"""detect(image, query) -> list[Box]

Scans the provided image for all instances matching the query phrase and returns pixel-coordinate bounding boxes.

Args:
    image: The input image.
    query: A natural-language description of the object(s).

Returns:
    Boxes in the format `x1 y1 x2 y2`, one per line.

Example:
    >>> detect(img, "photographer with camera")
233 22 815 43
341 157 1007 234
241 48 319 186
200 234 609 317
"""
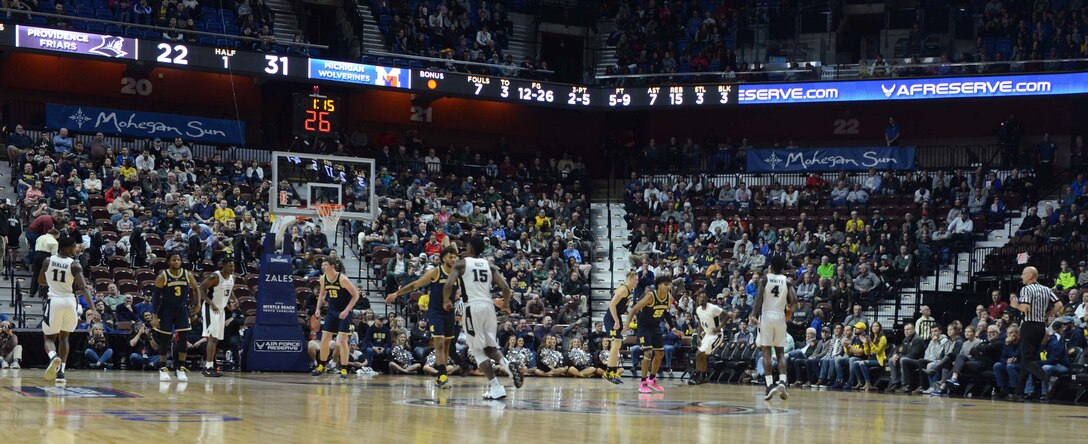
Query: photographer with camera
128 314 161 370
0 321 22 369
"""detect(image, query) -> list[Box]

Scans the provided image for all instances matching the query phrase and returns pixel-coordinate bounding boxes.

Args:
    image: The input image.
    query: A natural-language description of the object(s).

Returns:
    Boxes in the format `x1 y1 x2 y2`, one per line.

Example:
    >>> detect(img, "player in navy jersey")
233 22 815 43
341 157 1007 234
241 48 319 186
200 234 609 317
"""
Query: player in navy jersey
387 246 460 388
313 257 361 379
627 275 674 394
153 253 202 382
603 271 637 384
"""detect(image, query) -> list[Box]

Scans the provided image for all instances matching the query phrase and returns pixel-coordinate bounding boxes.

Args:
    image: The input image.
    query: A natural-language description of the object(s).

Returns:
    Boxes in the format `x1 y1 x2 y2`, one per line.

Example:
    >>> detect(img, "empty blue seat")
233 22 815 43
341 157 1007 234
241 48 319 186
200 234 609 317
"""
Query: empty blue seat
361 55 377 64
199 36 217 45
377 57 392 66
394 58 408 67
409 60 425 69
87 22 106 33
105 24 123 35
95 9 112 20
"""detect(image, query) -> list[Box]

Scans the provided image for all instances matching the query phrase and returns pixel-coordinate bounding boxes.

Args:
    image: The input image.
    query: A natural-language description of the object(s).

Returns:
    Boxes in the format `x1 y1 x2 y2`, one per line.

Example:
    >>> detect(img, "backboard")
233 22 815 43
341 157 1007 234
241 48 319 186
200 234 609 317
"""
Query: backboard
270 151 376 221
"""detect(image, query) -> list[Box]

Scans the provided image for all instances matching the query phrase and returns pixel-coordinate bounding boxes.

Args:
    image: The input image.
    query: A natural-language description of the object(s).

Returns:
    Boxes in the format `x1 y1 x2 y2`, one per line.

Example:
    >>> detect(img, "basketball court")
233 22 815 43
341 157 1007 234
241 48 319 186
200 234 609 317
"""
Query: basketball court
0 371 1081 443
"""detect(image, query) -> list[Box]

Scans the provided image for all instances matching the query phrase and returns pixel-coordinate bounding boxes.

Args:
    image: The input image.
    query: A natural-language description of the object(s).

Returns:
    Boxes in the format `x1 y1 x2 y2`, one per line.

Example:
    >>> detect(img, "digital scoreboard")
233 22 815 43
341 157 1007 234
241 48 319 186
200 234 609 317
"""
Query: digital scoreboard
292 92 341 136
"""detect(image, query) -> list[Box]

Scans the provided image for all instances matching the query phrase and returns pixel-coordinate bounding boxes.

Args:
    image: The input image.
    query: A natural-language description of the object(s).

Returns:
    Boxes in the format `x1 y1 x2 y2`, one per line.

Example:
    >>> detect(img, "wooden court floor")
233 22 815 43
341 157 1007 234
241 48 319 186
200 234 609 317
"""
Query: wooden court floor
0 369 1083 443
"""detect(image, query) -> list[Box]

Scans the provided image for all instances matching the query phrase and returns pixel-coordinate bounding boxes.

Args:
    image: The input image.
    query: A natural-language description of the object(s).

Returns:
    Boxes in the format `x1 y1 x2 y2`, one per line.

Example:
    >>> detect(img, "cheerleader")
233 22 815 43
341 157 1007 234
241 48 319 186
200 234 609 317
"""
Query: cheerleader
388 334 421 374
592 338 611 378
534 335 570 377
504 336 530 377
566 338 598 378
423 349 460 376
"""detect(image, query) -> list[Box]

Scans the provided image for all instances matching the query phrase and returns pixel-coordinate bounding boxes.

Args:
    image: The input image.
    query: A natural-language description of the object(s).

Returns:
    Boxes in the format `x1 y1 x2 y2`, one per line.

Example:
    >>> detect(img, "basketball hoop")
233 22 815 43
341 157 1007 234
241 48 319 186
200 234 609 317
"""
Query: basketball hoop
313 203 345 234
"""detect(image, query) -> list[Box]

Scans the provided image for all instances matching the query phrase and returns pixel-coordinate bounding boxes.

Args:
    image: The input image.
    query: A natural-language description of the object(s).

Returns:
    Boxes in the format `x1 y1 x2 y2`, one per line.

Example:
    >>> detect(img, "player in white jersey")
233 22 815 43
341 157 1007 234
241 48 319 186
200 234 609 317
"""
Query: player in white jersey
751 255 797 401
37 237 97 384
198 258 237 377
688 292 724 385
444 236 522 400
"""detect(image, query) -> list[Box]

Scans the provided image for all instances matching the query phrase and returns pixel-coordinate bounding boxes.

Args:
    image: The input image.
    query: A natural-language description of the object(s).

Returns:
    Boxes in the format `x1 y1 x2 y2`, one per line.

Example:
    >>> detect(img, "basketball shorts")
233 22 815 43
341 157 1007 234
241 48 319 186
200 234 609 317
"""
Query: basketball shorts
758 314 788 348
155 303 191 334
426 309 457 338
322 308 353 334
202 303 226 340
42 297 78 335
462 302 498 363
603 314 623 339
698 334 723 354
638 324 664 350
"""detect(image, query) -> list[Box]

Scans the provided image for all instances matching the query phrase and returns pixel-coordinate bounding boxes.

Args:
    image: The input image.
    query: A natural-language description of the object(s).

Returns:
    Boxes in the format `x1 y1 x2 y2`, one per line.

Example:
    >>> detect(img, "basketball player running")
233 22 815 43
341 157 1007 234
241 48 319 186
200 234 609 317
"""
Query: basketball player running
153 254 203 382
312 257 361 379
626 275 674 394
198 258 237 377
603 271 637 384
386 246 463 389
751 255 798 401
688 292 724 385
38 237 97 384
443 237 522 400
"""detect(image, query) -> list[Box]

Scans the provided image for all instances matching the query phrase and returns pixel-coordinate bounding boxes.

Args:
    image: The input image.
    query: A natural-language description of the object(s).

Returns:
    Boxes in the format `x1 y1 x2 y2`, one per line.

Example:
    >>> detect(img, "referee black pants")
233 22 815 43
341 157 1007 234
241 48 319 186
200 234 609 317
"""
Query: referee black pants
1016 321 1048 396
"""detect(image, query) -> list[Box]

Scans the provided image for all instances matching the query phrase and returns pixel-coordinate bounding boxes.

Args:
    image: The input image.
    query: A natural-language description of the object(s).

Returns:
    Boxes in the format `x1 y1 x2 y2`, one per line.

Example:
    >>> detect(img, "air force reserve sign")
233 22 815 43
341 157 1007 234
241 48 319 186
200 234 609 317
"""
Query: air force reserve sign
244 254 310 372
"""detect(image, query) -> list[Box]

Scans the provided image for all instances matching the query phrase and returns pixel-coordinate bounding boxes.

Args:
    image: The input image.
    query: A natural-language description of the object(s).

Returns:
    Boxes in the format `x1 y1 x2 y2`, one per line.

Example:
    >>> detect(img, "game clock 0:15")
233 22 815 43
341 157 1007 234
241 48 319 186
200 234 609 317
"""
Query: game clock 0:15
293 93 342 136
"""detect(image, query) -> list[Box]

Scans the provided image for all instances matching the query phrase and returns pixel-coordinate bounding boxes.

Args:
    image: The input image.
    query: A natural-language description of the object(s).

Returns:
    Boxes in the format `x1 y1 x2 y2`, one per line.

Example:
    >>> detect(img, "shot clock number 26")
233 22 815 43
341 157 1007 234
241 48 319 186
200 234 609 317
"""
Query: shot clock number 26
293 92 342 136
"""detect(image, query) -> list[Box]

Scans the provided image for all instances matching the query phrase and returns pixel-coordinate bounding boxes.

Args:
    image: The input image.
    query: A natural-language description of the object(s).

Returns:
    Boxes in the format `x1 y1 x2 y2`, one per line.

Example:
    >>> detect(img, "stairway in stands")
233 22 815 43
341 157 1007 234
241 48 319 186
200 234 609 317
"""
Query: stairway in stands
865 199 1054 329
588 180 628 322
261 0 304 42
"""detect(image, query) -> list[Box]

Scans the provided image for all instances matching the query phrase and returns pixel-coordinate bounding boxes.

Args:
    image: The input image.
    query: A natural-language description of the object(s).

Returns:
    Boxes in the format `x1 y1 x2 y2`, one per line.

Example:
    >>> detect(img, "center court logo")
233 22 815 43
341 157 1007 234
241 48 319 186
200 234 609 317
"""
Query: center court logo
397 398 790 416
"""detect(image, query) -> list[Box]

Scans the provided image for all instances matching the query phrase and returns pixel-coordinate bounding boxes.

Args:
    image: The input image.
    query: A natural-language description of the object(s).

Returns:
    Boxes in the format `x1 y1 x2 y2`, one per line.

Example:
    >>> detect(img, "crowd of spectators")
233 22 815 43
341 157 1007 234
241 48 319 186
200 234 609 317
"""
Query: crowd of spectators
620 161 1036 327
600 0 745 86
2 124 273 370
367 0 551 80
734 295 1087 400
267 129 597 374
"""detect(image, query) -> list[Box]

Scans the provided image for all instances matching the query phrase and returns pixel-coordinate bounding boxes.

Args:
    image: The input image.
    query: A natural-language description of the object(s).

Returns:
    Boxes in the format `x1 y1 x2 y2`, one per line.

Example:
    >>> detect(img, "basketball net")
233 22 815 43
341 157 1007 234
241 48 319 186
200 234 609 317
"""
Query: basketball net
313 203 345 235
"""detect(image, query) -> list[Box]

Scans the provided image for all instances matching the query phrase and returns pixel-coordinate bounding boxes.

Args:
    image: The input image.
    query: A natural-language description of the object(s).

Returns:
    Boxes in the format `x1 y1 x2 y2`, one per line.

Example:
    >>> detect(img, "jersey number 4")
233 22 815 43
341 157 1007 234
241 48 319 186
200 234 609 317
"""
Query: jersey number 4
51 269 67 282
471 269 489 283
770 286 781 298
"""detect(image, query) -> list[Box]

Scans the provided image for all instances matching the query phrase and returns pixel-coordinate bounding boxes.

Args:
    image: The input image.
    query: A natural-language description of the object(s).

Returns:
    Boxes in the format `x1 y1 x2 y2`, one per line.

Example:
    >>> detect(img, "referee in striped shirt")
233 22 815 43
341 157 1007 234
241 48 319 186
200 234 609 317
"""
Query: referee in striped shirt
1008 266 1064 401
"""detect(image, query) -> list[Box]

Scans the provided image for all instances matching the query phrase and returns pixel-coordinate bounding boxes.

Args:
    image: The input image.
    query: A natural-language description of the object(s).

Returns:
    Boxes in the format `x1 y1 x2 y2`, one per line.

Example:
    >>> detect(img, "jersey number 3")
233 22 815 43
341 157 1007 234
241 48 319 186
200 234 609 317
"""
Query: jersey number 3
51 269 67 282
